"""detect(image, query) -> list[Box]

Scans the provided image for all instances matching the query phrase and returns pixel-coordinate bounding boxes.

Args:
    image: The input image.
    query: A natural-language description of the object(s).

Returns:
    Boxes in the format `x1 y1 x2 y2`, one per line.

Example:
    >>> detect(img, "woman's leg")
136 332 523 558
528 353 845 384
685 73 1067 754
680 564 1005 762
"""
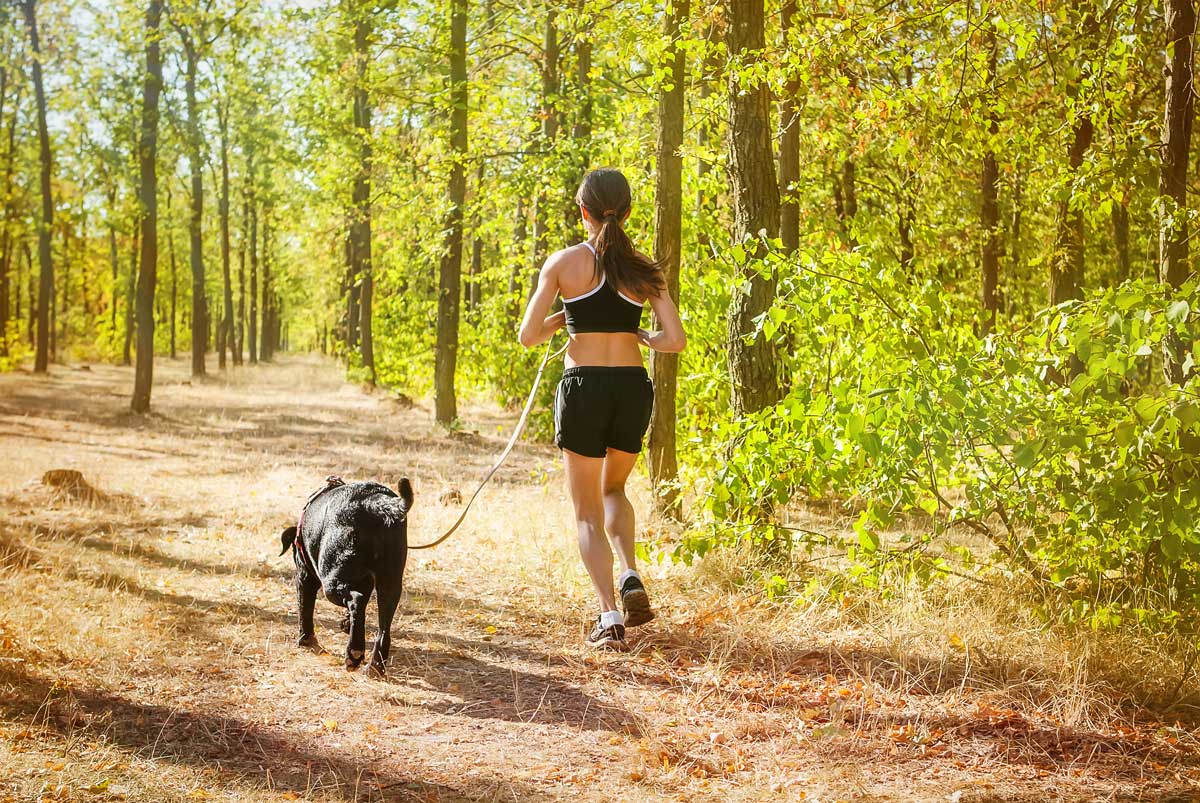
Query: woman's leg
563 448 618 612
600 448 639 573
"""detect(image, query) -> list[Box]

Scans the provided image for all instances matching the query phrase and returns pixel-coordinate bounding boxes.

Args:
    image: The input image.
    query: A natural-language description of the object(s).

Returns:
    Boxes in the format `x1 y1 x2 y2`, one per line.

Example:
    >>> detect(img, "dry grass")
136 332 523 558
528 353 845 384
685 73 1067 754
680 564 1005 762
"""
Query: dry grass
0 354 1196 802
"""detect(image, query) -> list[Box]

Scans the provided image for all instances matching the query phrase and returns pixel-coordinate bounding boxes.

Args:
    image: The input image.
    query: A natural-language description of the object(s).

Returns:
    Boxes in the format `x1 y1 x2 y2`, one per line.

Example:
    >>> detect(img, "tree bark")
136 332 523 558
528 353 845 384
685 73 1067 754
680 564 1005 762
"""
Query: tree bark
778 1 800 252
1160 0 1195 384
182 36 206 377
1049 6 1098 310
980 21 1001 335
217 97 233 370
435 0 467 424
724 0 781 416
131 0 163 413
235 190 246 364
22 0 53 374
648 0 687 518
248 181 258 363
350 5 374 382
0 65 12 357
1112 198 1131 282
530 4 559 298
261 206 273 360
123 220 137 366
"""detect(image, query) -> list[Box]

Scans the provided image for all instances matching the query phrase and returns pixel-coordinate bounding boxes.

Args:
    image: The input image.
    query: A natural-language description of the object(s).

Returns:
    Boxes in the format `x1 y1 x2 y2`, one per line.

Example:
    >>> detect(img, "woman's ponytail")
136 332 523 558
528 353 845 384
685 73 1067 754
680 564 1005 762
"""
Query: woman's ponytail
576 169 667 300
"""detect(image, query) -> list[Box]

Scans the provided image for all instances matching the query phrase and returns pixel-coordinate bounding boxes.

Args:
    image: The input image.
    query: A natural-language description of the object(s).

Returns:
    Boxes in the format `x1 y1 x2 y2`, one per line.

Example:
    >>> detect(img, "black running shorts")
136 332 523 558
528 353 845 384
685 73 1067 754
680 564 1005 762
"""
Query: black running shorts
553 366 654 458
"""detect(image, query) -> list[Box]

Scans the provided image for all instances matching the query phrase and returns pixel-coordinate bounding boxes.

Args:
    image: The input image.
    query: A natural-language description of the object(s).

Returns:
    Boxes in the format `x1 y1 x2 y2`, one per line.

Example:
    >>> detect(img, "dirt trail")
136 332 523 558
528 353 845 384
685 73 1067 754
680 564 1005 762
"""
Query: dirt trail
0 356 1196 803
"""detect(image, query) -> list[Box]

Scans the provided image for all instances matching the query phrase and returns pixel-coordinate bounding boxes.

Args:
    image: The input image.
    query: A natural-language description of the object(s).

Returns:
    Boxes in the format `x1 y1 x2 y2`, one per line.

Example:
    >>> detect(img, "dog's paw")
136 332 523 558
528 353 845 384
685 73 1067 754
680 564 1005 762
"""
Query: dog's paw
297 633 322 651
345 648 365 670
367 654 387 677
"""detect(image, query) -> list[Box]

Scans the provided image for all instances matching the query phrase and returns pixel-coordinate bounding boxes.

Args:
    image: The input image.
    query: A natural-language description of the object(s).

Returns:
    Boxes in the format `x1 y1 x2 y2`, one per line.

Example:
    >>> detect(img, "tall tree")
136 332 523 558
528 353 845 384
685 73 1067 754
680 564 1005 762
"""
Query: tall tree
1048 4 1098 309
348 2 374 382
178 24 207 376
248 174 258 363
435 0 467 424
216 92 233 369
777 0 799 252
529 4 558 297
1160 0 1195 385
724 0 781 416
980 18 1001 334
647 0 687 517
132 0 164 414
21 0 52 373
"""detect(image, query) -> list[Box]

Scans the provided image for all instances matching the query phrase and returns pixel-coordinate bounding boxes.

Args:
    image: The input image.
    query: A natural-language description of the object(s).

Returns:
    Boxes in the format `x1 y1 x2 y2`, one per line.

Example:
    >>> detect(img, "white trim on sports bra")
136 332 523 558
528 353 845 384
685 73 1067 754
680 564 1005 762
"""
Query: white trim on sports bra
569 241 644 308
562 271 607 303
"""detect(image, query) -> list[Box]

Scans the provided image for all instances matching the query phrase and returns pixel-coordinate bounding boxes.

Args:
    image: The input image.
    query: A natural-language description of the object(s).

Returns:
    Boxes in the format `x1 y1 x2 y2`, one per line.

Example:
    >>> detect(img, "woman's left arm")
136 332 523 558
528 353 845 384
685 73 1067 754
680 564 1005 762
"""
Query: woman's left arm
640 289 687 353
518 253 567 347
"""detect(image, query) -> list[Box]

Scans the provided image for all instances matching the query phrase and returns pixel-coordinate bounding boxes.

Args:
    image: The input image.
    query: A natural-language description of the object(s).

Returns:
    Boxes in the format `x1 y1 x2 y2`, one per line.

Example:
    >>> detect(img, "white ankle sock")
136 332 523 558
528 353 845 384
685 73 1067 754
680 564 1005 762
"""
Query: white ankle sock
599 609 624 629
618 569 641 586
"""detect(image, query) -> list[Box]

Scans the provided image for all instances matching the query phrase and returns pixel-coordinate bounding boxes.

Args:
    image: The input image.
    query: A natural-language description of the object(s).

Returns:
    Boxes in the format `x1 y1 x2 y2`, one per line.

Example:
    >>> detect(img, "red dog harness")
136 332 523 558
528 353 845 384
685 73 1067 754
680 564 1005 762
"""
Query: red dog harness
293 475 346 571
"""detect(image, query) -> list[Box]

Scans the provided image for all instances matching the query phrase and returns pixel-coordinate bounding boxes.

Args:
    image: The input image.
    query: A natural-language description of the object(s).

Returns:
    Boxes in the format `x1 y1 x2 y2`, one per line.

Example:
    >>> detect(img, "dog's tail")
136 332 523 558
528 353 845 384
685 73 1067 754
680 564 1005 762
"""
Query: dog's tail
279 525 298 557
397 477 414 512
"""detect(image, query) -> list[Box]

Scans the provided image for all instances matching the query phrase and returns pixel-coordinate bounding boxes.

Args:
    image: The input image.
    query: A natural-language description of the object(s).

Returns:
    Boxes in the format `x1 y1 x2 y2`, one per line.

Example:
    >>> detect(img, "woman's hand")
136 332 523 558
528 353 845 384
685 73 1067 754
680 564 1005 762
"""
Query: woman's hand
549 309 567 332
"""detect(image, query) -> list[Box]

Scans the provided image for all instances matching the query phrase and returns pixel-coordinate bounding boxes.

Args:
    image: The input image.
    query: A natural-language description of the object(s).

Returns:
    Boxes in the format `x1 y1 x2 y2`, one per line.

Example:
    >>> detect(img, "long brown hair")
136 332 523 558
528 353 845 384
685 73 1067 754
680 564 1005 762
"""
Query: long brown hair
575 168 667 299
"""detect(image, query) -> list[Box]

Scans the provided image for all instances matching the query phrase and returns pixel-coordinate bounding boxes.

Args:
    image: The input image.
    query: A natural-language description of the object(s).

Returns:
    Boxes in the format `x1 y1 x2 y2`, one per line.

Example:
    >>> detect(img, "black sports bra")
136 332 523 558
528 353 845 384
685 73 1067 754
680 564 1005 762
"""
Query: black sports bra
562 242 644 335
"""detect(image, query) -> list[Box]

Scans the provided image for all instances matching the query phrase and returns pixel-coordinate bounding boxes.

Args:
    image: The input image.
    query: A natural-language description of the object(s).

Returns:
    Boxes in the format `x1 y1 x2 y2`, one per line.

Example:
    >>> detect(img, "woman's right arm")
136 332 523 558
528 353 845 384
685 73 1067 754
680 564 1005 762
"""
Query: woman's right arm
640 290 686 353
518 254 566 347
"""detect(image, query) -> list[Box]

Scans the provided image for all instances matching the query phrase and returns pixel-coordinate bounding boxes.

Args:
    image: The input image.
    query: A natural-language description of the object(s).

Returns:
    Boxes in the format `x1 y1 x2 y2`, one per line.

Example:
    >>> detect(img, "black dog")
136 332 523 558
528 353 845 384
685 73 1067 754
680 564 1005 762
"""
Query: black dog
280 478 414 673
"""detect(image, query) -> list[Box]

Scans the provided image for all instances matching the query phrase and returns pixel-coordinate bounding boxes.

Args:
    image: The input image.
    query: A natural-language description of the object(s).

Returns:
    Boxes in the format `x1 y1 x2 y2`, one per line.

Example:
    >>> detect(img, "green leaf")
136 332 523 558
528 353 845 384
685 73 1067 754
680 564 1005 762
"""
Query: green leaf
1166 299 1190 324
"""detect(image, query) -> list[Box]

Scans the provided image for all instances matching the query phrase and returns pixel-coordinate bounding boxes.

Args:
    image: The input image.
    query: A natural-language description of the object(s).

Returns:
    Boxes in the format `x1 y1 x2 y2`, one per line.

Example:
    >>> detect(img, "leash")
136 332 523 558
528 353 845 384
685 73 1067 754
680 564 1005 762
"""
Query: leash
408 335 569 550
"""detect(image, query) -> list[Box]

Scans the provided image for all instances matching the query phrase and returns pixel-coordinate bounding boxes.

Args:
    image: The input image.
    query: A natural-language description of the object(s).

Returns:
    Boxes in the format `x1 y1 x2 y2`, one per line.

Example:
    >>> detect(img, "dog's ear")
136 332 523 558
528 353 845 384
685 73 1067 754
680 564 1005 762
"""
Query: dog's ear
397 477 414 511
279 525 298 557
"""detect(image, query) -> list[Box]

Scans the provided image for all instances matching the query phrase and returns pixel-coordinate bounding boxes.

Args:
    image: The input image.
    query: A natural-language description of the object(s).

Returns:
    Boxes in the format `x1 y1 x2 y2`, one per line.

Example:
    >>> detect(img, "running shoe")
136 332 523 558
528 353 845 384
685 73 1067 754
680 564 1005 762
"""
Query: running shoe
586 617 627 650
619 574 655 628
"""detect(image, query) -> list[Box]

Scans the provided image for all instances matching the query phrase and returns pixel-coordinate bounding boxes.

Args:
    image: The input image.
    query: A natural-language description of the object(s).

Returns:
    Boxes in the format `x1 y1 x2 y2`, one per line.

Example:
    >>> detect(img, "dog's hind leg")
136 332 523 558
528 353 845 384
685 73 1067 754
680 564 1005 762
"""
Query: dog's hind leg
344 582 373 670
296 566 322 651
369 584 402 676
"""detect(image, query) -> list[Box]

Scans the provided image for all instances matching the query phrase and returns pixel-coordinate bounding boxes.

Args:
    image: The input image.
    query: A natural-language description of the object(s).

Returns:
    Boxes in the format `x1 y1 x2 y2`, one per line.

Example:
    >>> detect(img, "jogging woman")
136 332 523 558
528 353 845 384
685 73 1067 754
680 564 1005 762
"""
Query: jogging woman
519 168 686 650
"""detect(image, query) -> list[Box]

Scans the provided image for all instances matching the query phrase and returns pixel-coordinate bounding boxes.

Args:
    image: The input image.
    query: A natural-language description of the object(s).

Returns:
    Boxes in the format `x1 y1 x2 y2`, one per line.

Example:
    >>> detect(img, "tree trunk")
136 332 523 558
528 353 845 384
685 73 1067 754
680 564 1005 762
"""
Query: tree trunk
724 0 781 416
778 0 800 252
123 220 137 366
508 195 527 320
980 36 1001 335
0 62 8 355
1009 172 1022 310
1113 199 1131 282
23 240 32 346
261 206 272 361
1048 117 1093 306
132 0 163 413
350 6 374 382
183 37 206 377
22 0 53 374
1049 6 1099 310
235 191 246 365
248 185 258 363
1160 0 1195 385
217 99 233 370
59 216 68 352
168 184 177 359
435 0 467 424
530 4 559 298
108 188 118 336
562 0 591 239
696 24 719 252
648 0 687 518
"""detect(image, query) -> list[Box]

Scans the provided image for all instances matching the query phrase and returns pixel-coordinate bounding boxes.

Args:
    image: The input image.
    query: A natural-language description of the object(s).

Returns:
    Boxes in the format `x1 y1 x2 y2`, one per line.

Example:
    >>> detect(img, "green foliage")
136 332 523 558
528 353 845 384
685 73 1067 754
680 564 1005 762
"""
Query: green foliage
695 238 1199 629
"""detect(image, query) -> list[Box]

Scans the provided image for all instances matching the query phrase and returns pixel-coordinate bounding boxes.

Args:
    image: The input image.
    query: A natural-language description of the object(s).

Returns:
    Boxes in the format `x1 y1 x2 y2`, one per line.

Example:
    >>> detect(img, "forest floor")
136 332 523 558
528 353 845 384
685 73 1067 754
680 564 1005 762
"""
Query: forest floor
0 354 1198 803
